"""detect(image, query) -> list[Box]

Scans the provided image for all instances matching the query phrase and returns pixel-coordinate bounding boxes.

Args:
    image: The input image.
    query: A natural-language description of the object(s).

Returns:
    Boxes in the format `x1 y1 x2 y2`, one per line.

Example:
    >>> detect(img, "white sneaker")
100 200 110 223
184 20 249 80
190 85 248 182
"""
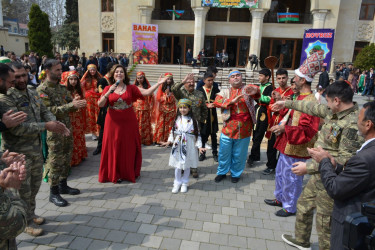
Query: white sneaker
181 184 188 193
172 184 181 194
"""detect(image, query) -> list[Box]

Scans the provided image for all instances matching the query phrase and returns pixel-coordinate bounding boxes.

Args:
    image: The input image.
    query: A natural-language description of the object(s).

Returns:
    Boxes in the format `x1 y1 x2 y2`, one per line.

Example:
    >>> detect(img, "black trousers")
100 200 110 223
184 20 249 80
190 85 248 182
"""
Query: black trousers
201 132 218 155
249 107 268 161
266 133 278 169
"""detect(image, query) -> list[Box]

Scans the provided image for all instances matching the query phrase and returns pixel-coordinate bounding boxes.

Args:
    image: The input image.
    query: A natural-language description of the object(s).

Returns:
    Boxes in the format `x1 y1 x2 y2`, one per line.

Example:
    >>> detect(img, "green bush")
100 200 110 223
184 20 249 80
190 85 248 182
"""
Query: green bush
354 43 375 70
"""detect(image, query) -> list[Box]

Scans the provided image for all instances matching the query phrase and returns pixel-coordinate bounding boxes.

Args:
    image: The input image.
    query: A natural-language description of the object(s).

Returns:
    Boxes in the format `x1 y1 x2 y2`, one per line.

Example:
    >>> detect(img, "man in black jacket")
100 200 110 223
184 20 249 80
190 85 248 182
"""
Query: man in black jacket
318 66 329 97
308 101 375 250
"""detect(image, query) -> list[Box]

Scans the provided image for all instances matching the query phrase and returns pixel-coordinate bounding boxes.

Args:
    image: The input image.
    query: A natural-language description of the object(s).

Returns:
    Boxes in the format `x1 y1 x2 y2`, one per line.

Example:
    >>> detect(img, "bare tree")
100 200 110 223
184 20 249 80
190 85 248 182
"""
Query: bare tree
30 0 66 27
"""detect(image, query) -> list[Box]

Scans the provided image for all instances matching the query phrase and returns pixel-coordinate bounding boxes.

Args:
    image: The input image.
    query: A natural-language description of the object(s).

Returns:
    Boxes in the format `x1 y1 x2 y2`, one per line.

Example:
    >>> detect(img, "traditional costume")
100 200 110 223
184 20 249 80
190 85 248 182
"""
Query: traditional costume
271 54 322 215
80 64 102 136
168 99 202 193
133 72 154 145
214 70 260 182
153 73 176 144
63 71 88 166
264 86 294 173
196 77 220 159
248 69 273 164
98 84 144 183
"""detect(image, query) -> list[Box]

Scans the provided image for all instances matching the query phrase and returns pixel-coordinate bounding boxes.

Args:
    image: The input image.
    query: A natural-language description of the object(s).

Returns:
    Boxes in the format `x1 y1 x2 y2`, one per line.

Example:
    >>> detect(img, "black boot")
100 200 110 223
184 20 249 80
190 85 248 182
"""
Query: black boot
92 147 101 155
49 185 68 207
59 179 80 195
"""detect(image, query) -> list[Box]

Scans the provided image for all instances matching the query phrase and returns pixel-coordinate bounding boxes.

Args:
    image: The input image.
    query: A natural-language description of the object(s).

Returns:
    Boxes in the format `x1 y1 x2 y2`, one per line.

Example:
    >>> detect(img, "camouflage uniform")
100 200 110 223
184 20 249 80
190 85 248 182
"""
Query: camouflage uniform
285 100 363 250
172 82 208 124
37 81 76 187
0 188 27 250
0 86 55 224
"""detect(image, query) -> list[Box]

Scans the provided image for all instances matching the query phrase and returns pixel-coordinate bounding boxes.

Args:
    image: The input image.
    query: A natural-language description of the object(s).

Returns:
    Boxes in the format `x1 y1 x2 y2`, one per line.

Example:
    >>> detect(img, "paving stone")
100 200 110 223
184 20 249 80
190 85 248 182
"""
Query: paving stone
228 235 247 248
105 230 127 243
135 213 154 223
121 221 141 232
49 234 75 248
141 235 163 248
68 236 93 249
108 243 131 250
213 214 229 224
137 223 157 234
222 207 237 216
255 228 274 240
209 233 229 245
203 222 221 233
87 239 111 250
191 230 210 243
180 240 200 250
154 225 175 237
160 238 182 250
87 227 110 240
219 224 238 236
173 228 193 240
123 233 146 245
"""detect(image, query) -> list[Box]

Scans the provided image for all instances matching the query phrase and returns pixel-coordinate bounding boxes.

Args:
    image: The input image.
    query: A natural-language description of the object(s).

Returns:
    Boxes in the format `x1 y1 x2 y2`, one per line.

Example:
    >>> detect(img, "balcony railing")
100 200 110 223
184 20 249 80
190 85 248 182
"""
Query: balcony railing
263 12 313 24
151 9 195 21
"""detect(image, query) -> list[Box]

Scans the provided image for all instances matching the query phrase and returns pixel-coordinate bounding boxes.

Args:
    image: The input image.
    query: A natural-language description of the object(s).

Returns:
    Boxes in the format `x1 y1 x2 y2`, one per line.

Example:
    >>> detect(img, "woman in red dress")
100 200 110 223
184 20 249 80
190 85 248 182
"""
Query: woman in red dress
133 72 154 145
153 72 176 144
63 71 88 166
97 65 166 183
80 64 102 139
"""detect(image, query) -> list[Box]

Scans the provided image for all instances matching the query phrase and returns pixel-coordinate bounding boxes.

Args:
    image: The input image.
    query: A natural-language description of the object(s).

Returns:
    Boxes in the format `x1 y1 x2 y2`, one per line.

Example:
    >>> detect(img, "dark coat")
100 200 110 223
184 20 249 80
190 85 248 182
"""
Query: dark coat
318 71 330 89
319 139 375 250
196 82 220 135
96 77 111 126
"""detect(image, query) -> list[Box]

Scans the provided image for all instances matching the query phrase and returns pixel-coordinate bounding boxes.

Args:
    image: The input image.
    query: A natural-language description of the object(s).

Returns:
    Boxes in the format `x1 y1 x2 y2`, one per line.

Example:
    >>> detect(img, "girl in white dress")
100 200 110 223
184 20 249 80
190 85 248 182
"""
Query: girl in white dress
161 99 205 193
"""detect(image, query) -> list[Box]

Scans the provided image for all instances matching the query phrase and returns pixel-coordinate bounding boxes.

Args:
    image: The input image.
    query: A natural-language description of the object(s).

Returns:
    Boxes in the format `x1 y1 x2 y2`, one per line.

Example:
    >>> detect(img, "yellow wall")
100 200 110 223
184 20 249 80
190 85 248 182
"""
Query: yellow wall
0 28 29 56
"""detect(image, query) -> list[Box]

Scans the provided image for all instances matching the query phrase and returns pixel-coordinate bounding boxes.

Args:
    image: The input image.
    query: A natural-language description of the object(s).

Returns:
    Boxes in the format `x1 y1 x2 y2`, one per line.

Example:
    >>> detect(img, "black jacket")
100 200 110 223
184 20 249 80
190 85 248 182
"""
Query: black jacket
196 83 220 135
318 71 330 89
319 139 375 249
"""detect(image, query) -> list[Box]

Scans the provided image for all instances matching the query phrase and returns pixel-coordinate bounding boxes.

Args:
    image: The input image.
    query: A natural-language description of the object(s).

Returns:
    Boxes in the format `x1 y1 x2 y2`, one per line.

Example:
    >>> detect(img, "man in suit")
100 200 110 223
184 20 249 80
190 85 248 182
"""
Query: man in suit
99 53 108 75
362 68 374 96
185 48 197 67
308 101 375 250
318 66 329 97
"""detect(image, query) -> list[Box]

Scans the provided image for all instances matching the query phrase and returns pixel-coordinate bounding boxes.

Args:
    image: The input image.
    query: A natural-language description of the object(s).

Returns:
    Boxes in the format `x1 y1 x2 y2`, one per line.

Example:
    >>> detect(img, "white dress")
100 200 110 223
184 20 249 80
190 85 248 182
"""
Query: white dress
167 115 202 170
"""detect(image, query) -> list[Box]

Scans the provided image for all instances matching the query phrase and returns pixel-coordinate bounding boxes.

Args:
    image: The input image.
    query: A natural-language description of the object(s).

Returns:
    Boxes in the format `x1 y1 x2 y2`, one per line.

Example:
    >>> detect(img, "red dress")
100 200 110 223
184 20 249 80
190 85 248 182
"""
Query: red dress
69 92 88 166
81 78 101 136
133 93 154 145
153 86 176 143
99 85 144 183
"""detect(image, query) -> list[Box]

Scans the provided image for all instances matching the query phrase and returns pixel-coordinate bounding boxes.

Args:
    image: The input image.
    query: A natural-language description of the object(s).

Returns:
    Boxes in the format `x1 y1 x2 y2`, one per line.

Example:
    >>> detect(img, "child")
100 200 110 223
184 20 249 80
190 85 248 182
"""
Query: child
161 99 205 193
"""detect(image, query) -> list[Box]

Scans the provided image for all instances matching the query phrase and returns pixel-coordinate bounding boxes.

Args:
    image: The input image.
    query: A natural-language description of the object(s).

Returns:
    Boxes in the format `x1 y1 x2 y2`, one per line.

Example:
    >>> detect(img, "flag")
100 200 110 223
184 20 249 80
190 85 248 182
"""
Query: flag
166 10 185 19
277 13 300 22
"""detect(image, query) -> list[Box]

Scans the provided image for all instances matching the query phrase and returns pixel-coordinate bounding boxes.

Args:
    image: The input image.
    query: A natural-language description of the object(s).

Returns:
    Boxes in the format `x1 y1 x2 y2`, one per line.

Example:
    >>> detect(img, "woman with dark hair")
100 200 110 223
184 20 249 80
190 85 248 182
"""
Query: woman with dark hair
133 71 154 145
80 64 102 140
97 65 166 183
153 72 176 144
63 71 87 166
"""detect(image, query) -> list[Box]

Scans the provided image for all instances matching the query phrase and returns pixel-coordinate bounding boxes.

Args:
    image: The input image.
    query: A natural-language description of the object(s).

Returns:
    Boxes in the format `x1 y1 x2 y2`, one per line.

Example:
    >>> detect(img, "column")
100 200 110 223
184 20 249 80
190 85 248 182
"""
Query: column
138 6 153 24
192 7 209 58
247 8 267 68
311 9 329 29
0 0 3 27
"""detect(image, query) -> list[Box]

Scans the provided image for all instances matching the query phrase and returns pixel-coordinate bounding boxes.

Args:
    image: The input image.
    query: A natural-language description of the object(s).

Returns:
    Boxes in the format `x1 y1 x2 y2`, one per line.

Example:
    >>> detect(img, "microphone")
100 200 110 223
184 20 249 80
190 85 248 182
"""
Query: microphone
110 80 120 93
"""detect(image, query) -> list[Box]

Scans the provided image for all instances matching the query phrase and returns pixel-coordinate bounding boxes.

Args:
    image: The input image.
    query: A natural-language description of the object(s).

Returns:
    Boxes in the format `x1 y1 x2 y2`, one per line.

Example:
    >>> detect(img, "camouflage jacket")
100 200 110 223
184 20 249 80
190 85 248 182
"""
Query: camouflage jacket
37 80 76 126
285 100 363 176
0 189 27 249
0 86 56 153
172 82 208 124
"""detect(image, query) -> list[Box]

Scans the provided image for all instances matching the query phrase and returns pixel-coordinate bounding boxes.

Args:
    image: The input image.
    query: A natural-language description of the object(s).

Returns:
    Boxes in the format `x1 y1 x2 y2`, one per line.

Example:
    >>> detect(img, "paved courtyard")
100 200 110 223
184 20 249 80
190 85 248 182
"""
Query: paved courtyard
16 95 372 250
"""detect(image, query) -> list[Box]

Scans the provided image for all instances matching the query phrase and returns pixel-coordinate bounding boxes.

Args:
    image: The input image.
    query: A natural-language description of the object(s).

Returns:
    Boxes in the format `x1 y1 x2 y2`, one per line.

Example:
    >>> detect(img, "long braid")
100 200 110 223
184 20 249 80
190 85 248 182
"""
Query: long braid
172 109 181 140
189 110 199 141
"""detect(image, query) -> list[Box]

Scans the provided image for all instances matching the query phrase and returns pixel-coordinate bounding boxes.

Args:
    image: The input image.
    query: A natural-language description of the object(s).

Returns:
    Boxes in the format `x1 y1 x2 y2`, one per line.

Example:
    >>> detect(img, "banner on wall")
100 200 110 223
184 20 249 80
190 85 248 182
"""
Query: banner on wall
201 0 258 8
132 23 158 64
300 28 335 71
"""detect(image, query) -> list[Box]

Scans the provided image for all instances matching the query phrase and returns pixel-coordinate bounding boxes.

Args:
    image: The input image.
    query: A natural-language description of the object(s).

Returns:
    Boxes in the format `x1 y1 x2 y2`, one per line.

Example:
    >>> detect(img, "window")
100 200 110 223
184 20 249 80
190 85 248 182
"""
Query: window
264 0 312 24
152 0 194 20
102 0 114 12
360 0 375 20
25 43 29 52
13 27 17 33
103 33 114 52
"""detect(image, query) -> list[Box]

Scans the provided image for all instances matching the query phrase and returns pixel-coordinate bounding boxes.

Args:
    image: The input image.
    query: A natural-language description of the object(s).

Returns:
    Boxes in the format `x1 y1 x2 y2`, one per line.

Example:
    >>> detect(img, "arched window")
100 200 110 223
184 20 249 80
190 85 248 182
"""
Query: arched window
102 0 114 12
264 0 312 24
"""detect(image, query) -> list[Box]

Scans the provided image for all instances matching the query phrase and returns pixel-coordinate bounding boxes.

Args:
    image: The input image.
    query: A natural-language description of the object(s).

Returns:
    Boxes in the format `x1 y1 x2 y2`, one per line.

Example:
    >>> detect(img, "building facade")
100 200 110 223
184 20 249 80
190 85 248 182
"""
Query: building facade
78 0 375 69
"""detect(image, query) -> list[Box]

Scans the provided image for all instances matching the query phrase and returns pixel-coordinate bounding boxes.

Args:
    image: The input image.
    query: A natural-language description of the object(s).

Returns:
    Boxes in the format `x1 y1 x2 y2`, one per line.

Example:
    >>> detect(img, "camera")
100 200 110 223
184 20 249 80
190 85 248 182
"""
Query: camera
343 201 375 249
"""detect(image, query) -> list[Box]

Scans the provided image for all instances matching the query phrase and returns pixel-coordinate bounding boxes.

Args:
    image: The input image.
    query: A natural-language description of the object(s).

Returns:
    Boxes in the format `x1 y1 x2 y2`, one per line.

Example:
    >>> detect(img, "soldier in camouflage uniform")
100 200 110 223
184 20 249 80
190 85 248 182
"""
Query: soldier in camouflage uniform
275 81 364 249
172 73 208 178
0 62 71 236
37 59 86 207
0 160 27 250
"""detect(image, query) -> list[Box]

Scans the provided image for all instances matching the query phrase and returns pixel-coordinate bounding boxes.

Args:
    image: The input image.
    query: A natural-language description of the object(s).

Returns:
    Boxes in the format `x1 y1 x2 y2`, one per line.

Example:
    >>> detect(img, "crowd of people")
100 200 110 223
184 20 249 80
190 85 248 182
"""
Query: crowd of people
0 47 375 250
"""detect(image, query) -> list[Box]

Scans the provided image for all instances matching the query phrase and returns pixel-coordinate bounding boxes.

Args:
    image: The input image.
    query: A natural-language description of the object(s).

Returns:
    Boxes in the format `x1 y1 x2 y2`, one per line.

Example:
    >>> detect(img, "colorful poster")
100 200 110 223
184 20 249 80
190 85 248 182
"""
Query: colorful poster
202 0 258 8
300 29 335 71
132 23 158 64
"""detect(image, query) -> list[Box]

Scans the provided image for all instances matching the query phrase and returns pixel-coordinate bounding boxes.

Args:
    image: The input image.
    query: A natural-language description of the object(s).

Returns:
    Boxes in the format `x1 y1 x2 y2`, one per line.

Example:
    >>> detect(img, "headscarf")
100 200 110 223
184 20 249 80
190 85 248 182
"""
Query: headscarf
177 99 192 108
